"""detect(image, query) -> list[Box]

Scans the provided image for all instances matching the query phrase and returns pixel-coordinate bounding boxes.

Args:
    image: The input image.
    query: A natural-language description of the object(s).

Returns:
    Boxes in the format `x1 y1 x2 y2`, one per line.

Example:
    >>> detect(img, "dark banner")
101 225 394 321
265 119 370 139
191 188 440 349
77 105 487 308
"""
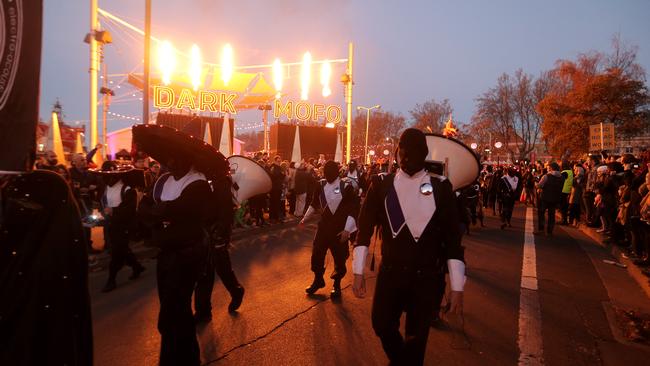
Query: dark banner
270 124 338 161
0 0 43 172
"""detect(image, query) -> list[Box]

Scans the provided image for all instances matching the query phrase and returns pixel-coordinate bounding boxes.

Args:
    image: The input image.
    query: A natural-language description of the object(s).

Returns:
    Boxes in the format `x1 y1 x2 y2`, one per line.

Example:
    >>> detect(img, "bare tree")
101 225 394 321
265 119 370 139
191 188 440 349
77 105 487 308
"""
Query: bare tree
409 98 453 133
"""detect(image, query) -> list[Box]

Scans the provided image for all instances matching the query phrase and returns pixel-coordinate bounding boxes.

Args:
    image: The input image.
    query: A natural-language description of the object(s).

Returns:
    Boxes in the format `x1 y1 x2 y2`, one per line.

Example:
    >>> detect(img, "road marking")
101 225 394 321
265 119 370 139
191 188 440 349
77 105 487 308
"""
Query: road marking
518 207 544 365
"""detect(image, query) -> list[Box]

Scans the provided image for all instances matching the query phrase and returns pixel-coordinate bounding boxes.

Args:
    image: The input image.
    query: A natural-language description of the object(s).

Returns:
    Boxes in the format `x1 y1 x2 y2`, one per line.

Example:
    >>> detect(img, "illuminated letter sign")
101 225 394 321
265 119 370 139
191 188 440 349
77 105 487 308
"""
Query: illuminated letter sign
326 105 342 124
152 86 238 114
274 100 294 119
295 102 311 121
153 86 174 109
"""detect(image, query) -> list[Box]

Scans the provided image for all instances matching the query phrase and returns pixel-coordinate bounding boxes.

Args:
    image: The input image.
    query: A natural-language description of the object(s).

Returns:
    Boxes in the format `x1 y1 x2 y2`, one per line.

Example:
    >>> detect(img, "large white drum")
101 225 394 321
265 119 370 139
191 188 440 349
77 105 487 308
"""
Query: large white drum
424 134 481 191
227 155 272 204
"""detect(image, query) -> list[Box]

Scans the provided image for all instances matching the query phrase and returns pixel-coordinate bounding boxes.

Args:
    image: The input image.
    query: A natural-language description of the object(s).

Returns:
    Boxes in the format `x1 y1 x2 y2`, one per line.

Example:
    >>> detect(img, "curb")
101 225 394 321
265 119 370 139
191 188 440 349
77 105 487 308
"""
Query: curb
574 223 650 300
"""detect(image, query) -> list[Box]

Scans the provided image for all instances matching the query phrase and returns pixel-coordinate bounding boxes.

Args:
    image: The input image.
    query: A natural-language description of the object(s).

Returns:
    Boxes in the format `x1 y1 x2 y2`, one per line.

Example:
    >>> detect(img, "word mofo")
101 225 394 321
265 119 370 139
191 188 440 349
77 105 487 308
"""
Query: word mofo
153 86 342 124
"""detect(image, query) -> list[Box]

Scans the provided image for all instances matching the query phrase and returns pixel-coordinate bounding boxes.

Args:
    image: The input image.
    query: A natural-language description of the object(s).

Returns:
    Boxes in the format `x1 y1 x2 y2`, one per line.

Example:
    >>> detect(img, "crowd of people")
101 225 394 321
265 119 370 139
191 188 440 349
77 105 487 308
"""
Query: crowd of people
474 151 650 271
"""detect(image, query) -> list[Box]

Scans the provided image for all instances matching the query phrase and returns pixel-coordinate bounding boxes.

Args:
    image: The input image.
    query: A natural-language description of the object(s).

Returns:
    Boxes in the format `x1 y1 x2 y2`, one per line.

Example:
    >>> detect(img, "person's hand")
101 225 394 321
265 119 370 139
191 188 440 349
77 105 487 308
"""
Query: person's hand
88 184 97 190
338 230 350 243
298 220 305 228
352 274 366 298
103 207 112 216
448 291 464 315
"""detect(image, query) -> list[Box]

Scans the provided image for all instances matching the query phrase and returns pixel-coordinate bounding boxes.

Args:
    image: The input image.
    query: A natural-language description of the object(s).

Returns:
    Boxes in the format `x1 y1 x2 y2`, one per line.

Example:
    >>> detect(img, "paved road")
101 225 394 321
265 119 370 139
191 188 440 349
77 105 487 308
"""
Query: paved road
92 205 650 365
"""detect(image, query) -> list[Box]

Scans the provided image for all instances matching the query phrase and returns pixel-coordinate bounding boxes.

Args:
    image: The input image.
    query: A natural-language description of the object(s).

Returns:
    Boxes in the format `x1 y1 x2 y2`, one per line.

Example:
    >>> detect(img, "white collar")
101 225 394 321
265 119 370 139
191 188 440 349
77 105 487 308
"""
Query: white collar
105 180 125 208
160 169 206 202
393 169 436 241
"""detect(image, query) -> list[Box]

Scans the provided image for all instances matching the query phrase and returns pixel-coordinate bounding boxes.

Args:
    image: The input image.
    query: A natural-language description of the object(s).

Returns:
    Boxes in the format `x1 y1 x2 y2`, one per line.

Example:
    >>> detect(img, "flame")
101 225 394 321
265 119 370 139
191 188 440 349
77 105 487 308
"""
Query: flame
273 58 283 99
320 60 331 97
221 43 234 86
442 113 458 137
300 52 311 101
189 44 202 91
157 41 176 85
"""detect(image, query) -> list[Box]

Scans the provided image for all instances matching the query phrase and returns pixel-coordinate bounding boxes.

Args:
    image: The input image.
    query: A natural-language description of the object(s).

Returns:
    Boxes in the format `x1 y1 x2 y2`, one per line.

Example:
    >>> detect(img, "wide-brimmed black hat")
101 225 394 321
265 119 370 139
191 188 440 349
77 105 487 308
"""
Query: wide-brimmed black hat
132 124 228 176
90 161 145 188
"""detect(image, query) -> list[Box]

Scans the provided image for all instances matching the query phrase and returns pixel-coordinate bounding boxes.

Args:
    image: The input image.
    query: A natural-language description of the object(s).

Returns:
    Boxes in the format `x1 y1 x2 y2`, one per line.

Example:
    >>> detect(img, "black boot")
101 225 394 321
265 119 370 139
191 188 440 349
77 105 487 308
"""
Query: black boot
330 279 342 299
228 286 245 313
102 278 116 293
129 264 146 280
305 275 325 294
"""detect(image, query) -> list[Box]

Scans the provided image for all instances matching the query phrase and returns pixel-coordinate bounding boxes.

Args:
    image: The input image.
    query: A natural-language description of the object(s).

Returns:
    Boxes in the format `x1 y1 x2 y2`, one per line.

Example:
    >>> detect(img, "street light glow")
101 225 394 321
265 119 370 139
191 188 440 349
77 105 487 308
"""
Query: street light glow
320 60 331 97
301 52 312 100
471 143 478 150
157 40 176 85
189 44 202 91
495 141 503 149
221 43 234 86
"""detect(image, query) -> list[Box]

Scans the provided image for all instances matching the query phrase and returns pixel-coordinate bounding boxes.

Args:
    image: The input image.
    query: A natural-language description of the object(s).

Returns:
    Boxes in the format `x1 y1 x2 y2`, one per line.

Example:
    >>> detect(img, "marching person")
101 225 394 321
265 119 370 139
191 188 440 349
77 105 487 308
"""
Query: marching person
134 124 228 366
344 159 367 195
535 162 565 236
194 174 245 322
95 161 146 292
498 167 519 229
352 128 465 365
300 160 360 298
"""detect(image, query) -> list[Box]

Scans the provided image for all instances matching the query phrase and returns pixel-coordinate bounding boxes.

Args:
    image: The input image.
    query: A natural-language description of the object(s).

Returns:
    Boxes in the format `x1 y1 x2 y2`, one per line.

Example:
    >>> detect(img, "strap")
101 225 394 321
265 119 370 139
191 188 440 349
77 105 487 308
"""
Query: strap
153 173 171 203
502 176 514 192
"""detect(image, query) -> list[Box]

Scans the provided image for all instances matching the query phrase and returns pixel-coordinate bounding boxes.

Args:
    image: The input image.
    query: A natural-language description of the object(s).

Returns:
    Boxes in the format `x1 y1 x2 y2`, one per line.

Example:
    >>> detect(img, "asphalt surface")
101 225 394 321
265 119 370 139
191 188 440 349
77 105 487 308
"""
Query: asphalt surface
91 205 650 365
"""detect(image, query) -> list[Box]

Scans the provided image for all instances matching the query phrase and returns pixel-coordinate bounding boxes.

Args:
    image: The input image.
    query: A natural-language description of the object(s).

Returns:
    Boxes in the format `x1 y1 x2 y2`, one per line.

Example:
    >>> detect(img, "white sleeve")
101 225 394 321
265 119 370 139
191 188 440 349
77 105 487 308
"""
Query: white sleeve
344 216 358 233
352 246 368 275
447 259 466 292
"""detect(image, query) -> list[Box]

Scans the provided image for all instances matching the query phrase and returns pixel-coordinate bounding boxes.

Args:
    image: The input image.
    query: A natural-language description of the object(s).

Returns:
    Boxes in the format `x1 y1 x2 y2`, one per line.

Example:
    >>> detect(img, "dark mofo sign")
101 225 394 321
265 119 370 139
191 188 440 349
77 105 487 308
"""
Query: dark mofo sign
153 85 342 124
0 0 43 172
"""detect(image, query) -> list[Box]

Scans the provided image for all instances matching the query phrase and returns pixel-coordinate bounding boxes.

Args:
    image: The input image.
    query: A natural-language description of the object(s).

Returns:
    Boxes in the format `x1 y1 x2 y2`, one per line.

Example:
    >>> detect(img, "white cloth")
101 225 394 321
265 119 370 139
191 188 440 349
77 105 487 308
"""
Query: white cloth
105 180 126 208
447 259 466 291
302 178 357 233
352 246 368 275
160 169 206 202
393 169 436 241
503 175 518 192
347 170 358 179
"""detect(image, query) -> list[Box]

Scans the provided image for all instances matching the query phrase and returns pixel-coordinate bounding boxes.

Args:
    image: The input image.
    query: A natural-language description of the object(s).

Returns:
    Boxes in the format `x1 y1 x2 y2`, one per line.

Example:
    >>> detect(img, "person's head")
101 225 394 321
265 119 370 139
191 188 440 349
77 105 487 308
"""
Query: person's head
323 161 340 183
549 162 560 172
100 161 121 186
45 151 58 166
507 167 516 177
150 161 160 174
134 157 147 169
348 159 357 172
398 128 428 176
166 156 192 180
273 155 281 165
71 153 87 170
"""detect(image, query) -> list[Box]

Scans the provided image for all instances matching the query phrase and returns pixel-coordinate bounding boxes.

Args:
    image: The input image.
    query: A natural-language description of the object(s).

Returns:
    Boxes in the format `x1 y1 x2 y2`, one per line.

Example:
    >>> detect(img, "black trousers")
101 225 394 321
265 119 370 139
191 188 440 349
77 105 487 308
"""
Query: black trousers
194 247 242 315
269 189 282 220
311 231 349 280
157 248 202 366
372 265 446 365
106 222 140 281
538 200 557 234
500 198 515 224
560 192 570 224
583 191 596 223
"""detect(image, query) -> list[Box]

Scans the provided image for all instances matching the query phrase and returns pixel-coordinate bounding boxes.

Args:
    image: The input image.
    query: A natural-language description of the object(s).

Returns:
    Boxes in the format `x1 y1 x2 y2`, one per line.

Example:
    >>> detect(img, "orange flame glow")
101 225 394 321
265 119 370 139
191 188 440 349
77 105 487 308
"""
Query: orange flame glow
442 113 458 138
300 52 312 101
273 58 283 99
190 44 202 91
157 41 176 85
221 43 234 86
320 60 331 97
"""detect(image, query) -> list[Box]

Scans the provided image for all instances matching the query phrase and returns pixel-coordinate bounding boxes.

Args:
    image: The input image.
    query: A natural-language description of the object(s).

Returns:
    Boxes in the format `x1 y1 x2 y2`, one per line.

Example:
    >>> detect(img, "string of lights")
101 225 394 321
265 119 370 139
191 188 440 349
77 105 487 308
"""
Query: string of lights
107 111 141 122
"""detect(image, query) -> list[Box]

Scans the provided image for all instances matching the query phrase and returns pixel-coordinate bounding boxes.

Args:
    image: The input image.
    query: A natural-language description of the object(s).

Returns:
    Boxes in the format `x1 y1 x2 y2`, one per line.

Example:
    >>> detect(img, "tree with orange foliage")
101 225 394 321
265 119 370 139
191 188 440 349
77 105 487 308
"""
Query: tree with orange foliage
538 38 649 157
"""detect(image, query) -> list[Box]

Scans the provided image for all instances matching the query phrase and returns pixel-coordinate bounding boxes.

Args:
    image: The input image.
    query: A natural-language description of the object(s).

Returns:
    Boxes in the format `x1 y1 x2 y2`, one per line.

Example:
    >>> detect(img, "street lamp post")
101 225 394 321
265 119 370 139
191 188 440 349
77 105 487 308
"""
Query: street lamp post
357 105 381 164
495 141 503 167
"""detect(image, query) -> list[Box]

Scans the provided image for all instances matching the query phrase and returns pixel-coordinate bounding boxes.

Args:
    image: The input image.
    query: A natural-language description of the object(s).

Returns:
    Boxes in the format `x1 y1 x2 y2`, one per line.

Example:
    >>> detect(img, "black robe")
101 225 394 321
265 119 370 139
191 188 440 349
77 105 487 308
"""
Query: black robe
0 170 93 365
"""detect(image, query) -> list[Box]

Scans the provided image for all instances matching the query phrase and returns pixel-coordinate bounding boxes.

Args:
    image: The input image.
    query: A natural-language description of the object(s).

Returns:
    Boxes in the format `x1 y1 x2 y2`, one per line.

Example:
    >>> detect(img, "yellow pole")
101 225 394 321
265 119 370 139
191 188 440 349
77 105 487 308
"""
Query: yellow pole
90 0 98 152
346 42 353 163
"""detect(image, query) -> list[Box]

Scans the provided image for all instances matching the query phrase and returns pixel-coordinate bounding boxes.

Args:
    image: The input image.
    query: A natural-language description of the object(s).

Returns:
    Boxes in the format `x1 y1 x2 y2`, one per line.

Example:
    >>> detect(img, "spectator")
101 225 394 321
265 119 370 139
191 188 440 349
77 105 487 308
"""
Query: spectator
536 162 565 236
269 155 285 223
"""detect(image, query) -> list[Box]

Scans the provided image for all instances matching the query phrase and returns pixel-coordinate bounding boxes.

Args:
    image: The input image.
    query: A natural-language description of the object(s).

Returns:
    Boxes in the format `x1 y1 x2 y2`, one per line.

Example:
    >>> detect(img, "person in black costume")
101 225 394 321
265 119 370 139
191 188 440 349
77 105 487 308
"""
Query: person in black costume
352 128 465 365
133 123 229 366
0 170 93 365
94 161 146 292
498 168 519 229
300 161 360 298
193 174 245 322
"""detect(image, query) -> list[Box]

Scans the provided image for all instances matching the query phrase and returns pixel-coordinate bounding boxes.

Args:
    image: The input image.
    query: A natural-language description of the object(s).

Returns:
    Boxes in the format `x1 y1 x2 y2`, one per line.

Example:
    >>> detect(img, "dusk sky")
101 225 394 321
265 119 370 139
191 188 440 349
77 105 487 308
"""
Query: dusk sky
40 0 650 137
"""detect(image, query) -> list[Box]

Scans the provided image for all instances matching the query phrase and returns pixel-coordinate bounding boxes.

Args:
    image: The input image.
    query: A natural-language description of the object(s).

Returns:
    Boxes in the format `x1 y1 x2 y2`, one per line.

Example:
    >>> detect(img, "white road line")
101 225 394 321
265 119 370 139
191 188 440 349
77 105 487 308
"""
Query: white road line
518 207 544 366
